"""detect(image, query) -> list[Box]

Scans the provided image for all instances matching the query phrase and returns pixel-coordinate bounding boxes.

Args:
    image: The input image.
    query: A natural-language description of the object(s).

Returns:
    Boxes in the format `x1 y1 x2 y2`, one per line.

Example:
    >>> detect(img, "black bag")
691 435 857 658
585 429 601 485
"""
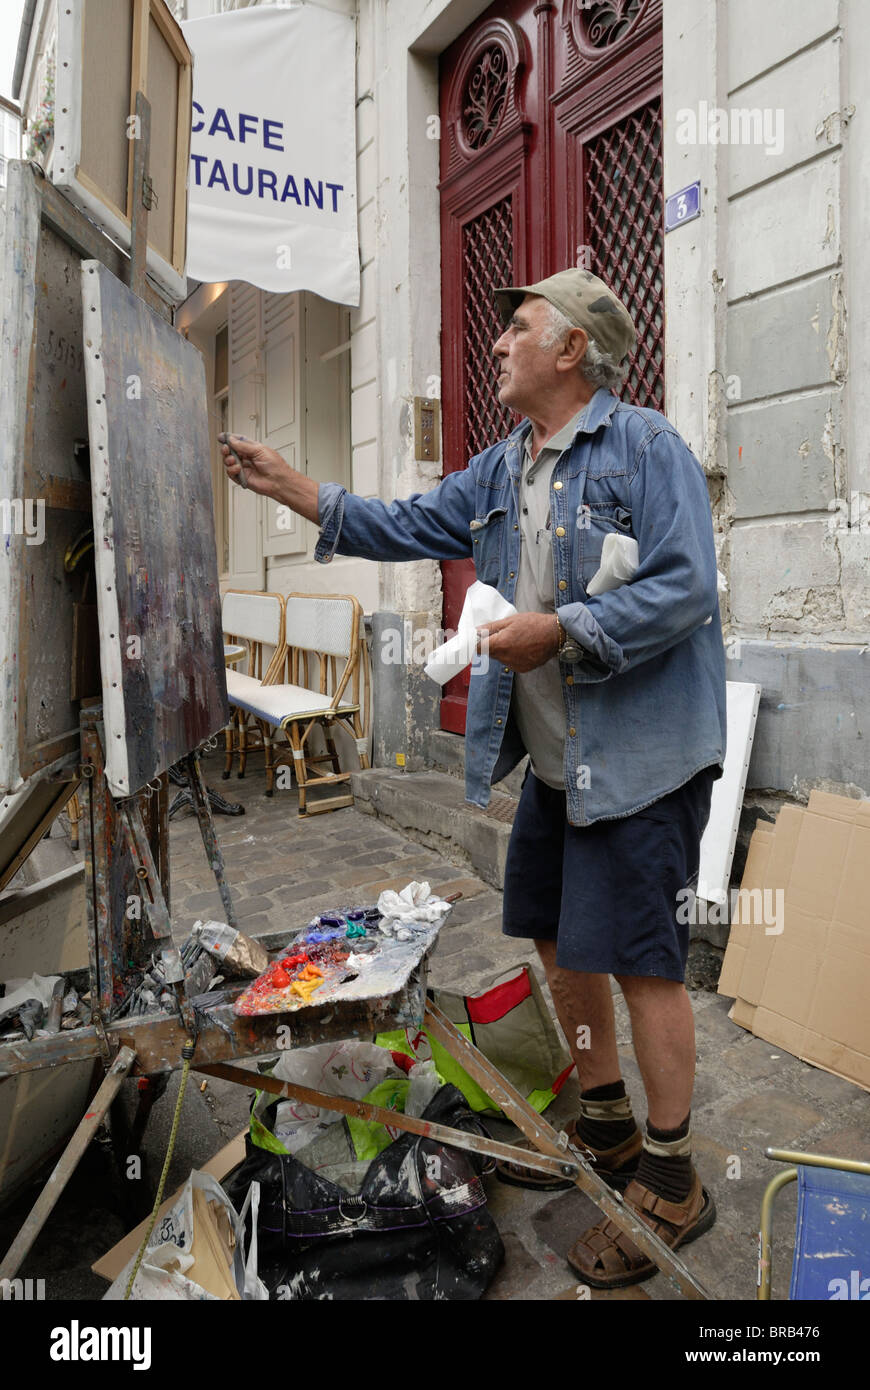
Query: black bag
223 1083 504 1300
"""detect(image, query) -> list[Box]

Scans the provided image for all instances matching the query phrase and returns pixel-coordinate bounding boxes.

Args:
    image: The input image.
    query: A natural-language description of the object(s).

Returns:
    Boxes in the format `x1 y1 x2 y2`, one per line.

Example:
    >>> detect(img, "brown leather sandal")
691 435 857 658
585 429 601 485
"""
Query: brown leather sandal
566 1171 716 1288
495 1123 642 1192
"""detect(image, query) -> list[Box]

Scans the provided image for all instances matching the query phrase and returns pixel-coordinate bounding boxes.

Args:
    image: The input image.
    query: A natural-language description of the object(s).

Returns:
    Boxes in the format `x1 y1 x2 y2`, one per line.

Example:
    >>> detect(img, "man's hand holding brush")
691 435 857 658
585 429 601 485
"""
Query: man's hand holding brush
218 433 320 524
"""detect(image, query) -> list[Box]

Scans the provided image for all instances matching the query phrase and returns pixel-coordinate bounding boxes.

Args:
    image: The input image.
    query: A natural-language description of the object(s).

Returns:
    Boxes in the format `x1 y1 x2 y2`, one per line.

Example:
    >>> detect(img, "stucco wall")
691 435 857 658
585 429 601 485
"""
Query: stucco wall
664 0 868 799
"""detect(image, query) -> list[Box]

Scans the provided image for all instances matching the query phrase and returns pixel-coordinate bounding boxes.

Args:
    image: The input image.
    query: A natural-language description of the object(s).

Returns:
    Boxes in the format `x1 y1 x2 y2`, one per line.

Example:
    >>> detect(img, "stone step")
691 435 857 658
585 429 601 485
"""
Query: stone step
428 729 528 799
349 767 516 890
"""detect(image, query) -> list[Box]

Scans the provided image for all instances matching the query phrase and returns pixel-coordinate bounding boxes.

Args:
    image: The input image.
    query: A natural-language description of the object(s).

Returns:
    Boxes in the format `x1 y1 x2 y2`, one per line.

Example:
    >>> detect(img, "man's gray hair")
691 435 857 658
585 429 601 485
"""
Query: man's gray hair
538 301 629 390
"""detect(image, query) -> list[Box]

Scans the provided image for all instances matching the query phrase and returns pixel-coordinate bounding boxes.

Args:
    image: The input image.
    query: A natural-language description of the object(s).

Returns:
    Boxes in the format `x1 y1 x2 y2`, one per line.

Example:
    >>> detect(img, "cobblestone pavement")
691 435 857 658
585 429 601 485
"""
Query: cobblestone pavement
2 750 866 1302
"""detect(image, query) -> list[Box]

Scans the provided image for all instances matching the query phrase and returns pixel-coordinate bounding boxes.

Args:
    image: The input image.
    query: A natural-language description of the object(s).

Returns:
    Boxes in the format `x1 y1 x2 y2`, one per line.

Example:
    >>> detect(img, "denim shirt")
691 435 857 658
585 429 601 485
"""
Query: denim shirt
316 389 726 826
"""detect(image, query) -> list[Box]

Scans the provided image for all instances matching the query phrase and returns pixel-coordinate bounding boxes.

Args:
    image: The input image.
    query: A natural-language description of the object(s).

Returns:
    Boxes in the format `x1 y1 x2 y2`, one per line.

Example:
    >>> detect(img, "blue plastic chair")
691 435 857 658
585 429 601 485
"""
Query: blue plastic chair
758 1148 870 1300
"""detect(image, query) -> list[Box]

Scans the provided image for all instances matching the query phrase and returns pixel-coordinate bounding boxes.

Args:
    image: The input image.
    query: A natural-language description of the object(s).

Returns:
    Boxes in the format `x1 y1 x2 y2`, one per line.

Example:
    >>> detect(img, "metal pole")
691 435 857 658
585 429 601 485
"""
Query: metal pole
765 1147 870 1175
195 1061 581 1180
757 1168 797 1301
185 751 239 929
128 91 151 299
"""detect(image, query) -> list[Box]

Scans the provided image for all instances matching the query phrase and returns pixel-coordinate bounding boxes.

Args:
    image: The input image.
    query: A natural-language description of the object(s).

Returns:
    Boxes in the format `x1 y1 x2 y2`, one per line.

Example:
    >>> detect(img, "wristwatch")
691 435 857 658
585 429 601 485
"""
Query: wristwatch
554 614 581 663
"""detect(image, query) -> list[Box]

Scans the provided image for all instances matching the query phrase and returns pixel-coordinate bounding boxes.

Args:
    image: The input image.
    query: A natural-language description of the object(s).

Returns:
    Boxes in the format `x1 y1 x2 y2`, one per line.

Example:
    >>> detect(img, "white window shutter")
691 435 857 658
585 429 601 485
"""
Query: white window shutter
225 281 265 590
262 291 306 558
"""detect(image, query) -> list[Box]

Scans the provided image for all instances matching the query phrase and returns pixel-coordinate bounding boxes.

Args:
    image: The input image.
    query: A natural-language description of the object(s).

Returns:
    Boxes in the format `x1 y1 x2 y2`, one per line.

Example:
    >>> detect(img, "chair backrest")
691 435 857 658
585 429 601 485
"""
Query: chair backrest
285 594 358 659
282 593 363 708
222 590 284 649
790 1166 870 1300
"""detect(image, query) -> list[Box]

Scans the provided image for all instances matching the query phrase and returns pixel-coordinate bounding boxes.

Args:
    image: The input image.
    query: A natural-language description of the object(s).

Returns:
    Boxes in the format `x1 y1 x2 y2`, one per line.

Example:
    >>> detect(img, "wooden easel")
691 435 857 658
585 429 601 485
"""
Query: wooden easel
0 100 238 1285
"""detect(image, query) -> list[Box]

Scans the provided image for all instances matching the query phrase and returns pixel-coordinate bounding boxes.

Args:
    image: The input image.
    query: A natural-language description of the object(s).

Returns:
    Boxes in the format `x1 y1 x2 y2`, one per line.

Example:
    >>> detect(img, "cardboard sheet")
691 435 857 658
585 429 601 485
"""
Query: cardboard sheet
719 790 870 1090
716 822 774 999
91 1130 246 1282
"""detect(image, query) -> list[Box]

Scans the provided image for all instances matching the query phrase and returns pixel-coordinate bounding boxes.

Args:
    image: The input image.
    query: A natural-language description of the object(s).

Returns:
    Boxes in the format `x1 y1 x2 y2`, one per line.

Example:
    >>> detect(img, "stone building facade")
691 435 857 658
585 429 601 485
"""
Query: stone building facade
13 0 868 816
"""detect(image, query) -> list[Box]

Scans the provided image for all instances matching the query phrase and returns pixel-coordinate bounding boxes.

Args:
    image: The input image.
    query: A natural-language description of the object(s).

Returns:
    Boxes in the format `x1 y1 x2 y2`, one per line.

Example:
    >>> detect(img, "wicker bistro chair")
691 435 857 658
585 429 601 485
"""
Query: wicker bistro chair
222 589 287 792
227 593 371 815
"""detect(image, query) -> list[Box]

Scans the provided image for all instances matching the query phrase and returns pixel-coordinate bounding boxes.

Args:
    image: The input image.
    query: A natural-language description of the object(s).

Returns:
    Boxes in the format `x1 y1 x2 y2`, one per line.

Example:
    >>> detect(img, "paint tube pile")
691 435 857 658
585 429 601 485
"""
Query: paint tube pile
112 920 275 1021
0 975 91 1041
113 934 212 1020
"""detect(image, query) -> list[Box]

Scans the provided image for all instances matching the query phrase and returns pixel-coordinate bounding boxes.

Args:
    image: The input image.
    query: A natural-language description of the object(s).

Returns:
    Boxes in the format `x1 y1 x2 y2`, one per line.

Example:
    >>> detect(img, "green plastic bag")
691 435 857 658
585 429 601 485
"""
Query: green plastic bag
376 963 574 1116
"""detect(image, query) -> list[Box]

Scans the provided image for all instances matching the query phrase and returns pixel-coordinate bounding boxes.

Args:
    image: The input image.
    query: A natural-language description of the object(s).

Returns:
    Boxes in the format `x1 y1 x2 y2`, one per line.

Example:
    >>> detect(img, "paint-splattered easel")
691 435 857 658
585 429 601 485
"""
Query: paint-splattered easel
0 97 240 1286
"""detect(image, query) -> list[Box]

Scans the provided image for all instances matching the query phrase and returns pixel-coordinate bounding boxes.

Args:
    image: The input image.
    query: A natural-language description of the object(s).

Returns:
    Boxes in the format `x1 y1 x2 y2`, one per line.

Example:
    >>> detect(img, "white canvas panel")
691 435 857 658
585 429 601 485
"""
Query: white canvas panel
698 682 762 905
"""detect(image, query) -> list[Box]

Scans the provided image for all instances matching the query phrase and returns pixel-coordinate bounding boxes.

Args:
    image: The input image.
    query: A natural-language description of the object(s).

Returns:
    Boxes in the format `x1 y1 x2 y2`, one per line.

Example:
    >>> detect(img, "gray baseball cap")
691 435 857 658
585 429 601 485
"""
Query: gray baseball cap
495 268 636 363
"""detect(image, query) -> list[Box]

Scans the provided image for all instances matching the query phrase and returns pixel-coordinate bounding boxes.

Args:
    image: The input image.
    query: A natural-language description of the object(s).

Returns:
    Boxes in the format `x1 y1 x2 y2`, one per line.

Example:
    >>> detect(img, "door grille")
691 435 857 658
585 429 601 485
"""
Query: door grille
462 196 518 456
584 98 664 409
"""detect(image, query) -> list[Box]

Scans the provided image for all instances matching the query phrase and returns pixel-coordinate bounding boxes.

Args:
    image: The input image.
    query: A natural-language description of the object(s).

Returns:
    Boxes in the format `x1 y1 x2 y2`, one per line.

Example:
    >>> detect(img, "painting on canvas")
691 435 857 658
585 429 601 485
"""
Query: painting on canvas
81 259 228 797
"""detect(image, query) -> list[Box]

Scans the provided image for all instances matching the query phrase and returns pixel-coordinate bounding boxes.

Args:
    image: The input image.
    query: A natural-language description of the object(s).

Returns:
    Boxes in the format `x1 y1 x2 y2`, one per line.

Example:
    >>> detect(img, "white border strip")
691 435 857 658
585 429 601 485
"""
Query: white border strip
80 261 130 797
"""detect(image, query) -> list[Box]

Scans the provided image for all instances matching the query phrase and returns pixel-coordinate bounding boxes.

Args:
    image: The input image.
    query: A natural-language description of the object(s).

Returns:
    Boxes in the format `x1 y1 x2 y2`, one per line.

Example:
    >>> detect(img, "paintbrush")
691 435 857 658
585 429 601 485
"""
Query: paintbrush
217 430 250 489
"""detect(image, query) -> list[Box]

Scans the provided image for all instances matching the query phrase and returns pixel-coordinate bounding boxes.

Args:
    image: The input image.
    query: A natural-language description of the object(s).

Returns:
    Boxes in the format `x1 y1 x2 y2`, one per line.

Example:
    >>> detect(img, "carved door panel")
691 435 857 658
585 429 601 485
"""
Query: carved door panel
552 2 665 410
439 7 534 733
438 1 664 733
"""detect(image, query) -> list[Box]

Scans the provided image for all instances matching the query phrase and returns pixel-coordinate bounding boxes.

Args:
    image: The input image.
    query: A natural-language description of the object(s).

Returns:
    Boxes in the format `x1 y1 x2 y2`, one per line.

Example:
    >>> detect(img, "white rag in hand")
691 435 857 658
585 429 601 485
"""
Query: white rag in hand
424 581 517 687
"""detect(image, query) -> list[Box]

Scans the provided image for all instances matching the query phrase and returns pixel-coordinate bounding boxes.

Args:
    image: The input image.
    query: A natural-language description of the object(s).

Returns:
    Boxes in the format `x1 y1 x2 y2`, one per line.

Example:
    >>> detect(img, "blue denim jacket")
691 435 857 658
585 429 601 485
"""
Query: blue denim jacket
316 389 726 825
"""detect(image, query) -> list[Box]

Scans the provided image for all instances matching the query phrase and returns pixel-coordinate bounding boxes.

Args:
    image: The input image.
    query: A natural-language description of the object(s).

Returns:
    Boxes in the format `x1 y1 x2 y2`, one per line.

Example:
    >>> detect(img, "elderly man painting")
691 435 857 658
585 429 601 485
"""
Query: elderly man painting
221 268 727 1288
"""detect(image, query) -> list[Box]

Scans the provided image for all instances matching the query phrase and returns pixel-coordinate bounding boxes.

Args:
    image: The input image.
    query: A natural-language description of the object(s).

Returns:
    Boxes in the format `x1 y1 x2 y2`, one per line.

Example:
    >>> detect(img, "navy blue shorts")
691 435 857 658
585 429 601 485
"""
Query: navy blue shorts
502 767 717 981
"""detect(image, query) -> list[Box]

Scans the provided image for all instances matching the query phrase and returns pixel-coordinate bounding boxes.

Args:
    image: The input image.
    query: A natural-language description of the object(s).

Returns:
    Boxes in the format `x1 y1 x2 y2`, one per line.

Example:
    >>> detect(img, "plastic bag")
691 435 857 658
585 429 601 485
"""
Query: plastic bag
104 1172 268 1301
262 1041 406 1155
378 963 573 1116
223 1083 504 1300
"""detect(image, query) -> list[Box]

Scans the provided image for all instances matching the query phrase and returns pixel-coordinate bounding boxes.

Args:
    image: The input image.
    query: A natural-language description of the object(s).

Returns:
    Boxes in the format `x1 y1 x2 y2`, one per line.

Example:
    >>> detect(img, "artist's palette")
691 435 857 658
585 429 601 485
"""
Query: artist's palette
232 906 449 1018
234 910 377 1017
234 943 349 1017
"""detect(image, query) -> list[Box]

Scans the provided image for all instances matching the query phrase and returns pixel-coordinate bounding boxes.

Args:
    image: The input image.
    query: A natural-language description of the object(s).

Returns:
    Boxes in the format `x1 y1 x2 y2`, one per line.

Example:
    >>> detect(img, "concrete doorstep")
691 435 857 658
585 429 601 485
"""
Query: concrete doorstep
351 765 516 890
351 727 529 890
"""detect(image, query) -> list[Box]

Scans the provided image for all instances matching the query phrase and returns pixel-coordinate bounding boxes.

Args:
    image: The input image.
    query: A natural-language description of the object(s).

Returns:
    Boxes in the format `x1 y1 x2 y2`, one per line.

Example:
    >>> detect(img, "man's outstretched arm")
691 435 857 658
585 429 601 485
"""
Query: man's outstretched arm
220 433 477 564
222 434 571 671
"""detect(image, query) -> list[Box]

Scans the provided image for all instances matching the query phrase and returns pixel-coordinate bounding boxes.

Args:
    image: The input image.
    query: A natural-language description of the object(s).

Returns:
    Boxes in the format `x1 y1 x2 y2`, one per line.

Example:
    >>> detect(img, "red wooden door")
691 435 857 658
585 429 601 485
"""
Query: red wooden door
437 0 664 734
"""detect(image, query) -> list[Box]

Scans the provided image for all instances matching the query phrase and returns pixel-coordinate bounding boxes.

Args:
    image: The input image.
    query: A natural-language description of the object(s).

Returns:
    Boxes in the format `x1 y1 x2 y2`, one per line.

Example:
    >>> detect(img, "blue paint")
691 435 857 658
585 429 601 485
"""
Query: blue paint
790 1167 870 1300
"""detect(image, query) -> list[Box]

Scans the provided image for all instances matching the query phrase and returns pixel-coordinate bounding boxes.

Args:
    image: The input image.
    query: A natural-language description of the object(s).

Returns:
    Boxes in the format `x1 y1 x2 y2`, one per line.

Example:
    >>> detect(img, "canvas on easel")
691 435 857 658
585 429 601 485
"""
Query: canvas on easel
53 0 191 303
81 258 229 797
